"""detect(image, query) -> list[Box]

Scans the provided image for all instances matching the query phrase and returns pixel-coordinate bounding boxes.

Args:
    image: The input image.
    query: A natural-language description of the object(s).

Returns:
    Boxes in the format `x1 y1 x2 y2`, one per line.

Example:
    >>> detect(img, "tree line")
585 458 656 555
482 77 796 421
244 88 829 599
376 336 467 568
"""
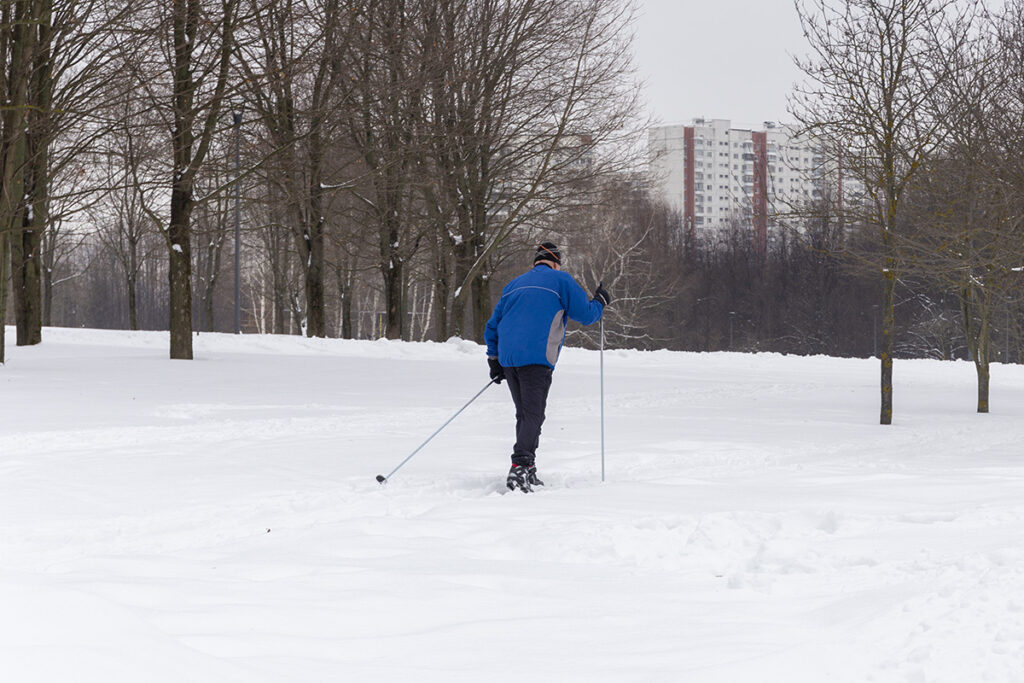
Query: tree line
0 0 644 360
5 0 1024 426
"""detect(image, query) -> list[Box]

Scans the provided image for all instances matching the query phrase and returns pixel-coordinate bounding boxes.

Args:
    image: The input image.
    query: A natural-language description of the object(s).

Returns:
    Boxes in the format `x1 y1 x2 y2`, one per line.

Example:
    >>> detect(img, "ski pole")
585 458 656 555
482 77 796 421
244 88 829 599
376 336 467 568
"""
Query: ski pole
600 316 606 482
376 379 497 485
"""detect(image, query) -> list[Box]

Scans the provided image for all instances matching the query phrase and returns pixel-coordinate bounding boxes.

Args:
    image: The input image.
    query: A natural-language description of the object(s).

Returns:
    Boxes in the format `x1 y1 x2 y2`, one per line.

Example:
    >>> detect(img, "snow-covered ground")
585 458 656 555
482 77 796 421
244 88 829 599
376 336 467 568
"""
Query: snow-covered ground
2 327 1022 682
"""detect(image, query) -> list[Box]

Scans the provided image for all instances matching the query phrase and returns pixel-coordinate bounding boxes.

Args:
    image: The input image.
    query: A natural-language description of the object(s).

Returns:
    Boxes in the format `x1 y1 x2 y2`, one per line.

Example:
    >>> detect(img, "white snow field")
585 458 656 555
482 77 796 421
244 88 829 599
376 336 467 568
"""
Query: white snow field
2 327 1023 682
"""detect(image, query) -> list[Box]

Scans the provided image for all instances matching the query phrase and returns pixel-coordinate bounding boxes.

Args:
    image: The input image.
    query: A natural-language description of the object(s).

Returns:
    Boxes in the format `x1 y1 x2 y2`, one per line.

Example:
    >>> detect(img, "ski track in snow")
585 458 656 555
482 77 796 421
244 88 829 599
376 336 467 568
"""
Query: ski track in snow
1 327 1023 682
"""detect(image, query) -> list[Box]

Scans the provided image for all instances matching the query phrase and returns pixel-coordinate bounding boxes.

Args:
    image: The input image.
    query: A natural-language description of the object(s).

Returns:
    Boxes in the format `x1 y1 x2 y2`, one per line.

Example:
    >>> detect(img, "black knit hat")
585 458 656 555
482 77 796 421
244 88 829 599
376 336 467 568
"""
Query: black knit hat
534 241 562 265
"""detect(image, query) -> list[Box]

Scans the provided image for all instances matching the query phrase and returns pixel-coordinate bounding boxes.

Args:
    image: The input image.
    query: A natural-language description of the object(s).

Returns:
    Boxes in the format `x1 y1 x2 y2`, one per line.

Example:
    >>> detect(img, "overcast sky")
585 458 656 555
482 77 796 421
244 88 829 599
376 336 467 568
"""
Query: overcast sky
633 0 808 129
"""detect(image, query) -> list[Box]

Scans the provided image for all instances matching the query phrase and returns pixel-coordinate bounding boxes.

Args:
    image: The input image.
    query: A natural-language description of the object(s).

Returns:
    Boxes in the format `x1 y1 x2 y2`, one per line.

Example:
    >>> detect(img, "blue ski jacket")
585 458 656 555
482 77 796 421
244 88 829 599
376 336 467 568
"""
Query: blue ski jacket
484 264 604 369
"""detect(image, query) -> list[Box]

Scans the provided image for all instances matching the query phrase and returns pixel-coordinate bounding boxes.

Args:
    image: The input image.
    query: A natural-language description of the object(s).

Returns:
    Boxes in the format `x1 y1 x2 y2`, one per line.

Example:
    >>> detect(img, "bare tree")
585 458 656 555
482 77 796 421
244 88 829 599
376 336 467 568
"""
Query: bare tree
565 175 676 350
0 0 39 362
903 4 1024 412
114 0 239 358
237 0 355 338
343 0 430 340
8 0 50 347
2 0 134 349
194 169 232 332
791 0 974 424
92 146 160 331
420 0 645 342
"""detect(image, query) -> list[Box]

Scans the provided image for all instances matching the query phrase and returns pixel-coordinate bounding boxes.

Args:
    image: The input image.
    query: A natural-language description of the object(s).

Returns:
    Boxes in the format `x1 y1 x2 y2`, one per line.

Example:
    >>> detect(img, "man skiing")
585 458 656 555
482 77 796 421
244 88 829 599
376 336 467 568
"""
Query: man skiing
484 242 611 492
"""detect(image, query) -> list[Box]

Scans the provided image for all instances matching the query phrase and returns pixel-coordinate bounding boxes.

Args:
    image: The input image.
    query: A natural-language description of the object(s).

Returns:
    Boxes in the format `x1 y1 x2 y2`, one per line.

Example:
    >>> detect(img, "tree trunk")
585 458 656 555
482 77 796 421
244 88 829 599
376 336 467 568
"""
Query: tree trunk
450 239 474 338
0 0 35 360
305 244 325 337
976 356 990 414
271 229 288 335
15 131 46 345
11 206 42 345
381 207 403 339
960 274 993 414
12 0 50 347
468 217 489 342
383 259 403 339
450 201 492 341
975 289 991 413
0 230 7 362
471 271 489 343
201 252 214 333
342 293 352 339
199 216 224 333
168 186 194 359
880 254 896 425
203 294 214 333
970 287 989 414
336 262 353 339
291 155 327 338
127 271 139 331
42 247 52 326
301 186 326 338
433 269 450 340
163 0 234 356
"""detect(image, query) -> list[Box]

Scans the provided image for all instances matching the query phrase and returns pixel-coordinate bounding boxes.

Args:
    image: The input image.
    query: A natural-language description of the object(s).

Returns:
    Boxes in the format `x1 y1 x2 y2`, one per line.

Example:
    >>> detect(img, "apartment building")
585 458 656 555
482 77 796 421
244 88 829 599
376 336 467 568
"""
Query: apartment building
648 118 843 251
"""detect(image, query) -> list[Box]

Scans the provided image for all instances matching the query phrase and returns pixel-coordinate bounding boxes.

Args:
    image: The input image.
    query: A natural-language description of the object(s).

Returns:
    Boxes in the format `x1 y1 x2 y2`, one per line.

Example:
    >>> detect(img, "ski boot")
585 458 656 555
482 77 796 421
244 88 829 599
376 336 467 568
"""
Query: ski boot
506 464 531 492
526 465 544 488
507 464 544 492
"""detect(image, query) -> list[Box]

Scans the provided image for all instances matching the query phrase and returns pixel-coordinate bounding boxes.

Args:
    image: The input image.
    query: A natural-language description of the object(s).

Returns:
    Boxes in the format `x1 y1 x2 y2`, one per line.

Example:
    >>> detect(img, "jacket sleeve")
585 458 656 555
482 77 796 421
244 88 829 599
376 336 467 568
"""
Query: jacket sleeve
562 275 603 326
484 295 503 357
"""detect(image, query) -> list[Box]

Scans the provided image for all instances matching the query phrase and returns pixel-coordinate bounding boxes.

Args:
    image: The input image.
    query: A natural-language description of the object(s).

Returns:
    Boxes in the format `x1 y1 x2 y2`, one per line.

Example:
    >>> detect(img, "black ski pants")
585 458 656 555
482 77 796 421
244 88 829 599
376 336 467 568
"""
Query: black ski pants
504 364 553 467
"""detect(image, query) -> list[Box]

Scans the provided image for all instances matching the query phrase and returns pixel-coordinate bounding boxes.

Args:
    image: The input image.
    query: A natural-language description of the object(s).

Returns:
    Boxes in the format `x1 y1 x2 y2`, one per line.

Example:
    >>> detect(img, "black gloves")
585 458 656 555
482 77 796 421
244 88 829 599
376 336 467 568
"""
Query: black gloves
593 282 612 306
488 357 506 384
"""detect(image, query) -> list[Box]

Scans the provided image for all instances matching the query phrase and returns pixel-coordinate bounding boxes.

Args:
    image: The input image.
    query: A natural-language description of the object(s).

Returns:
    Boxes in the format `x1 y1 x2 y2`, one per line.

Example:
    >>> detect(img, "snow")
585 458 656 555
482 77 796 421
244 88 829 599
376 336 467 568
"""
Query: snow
2 327 1023 682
